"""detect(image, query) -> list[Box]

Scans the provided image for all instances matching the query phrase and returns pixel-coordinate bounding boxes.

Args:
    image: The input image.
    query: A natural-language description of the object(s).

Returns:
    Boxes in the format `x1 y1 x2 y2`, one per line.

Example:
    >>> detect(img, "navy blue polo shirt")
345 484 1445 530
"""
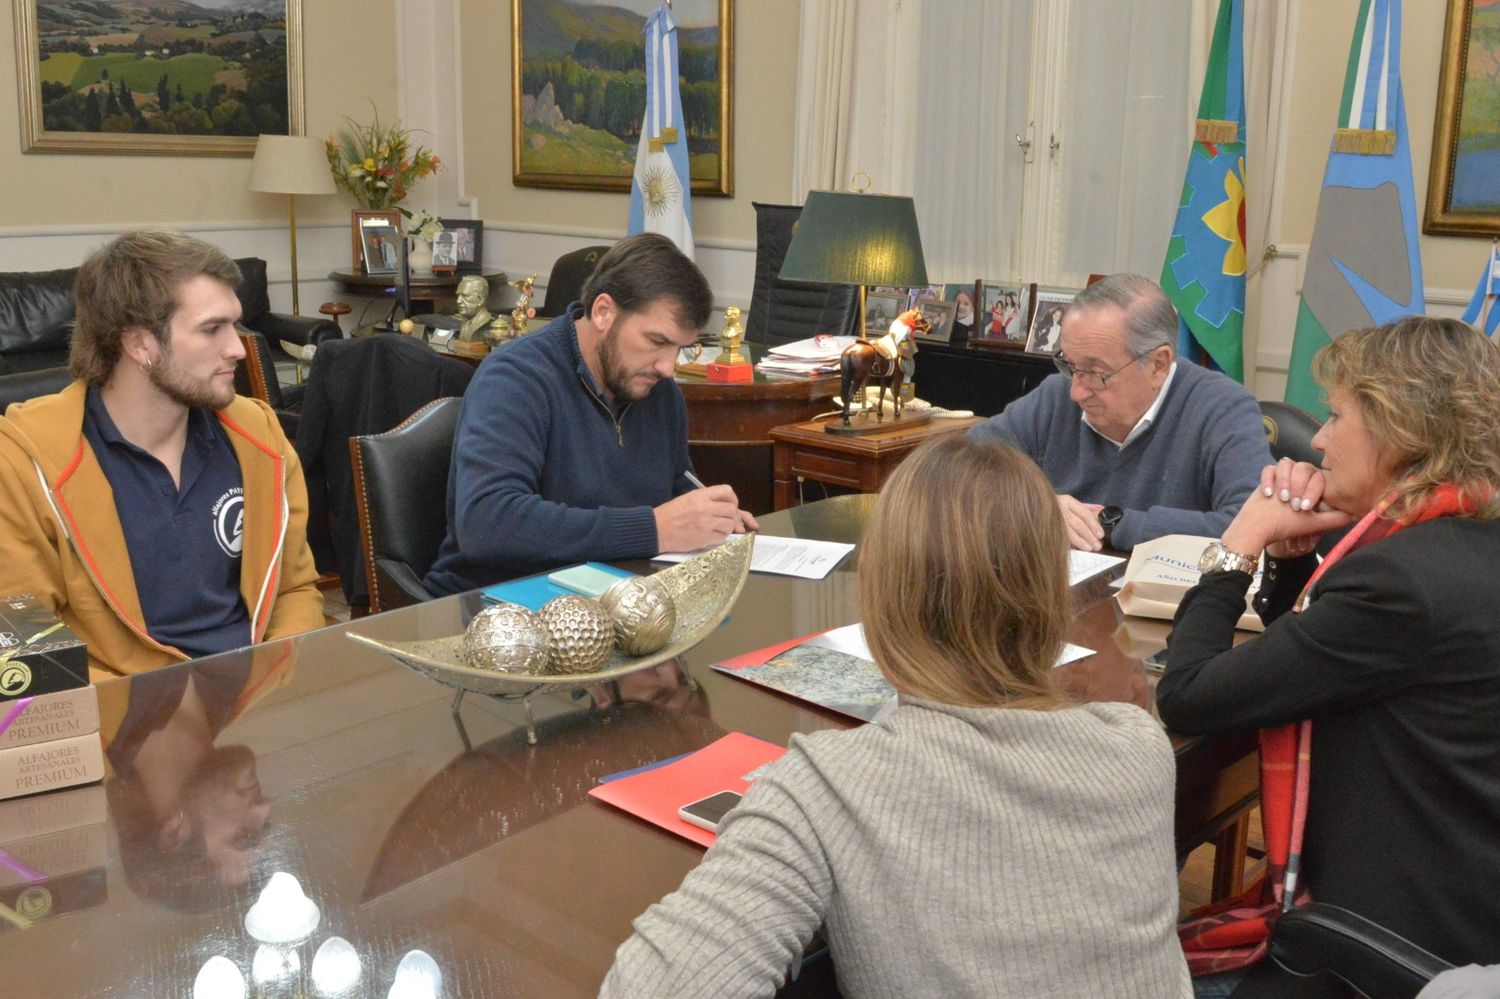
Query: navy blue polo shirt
82 386 251 659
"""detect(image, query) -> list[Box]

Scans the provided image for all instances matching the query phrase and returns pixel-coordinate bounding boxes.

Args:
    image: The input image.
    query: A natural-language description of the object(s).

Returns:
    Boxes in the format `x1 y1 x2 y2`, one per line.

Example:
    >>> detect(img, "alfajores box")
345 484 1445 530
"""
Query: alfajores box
0 594 88 701
0 686 99 752
0 733 104 803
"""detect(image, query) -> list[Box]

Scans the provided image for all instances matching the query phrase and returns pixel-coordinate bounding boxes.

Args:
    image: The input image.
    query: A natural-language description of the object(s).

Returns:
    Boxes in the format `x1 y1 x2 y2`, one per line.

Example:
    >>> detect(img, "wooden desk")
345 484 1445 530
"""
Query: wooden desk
328 269 508 316
677 344 839 516
769 415 983 509
0 497 1255 997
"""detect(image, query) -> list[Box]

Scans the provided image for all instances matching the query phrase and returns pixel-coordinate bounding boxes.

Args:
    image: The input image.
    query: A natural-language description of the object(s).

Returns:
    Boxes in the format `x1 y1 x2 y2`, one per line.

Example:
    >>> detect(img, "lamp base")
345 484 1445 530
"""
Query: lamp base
824 410 932 436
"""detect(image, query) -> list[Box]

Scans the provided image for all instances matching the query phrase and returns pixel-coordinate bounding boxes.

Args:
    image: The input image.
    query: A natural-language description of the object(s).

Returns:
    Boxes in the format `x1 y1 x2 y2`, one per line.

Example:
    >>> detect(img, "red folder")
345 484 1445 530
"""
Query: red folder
588 732 786 847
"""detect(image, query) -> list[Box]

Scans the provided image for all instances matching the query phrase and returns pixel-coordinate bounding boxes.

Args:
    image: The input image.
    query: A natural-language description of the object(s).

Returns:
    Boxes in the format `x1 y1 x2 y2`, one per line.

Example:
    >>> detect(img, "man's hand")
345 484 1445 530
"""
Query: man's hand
1057 494 1106 551
655 485 745 553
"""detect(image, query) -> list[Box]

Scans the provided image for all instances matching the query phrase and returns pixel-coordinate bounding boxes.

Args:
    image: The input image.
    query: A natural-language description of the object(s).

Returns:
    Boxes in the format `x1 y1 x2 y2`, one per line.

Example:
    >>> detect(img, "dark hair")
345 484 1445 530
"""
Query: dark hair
71 228 241 384
580 233 713 330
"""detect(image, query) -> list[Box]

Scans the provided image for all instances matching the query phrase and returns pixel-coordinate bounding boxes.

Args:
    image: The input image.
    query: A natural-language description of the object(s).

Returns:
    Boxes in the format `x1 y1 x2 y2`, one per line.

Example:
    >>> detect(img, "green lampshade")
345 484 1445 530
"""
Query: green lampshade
778 190 928 289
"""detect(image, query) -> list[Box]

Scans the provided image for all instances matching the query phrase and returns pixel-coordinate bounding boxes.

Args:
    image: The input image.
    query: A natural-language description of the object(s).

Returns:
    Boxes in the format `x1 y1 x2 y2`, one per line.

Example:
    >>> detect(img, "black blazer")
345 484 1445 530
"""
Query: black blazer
1159 517 1500 976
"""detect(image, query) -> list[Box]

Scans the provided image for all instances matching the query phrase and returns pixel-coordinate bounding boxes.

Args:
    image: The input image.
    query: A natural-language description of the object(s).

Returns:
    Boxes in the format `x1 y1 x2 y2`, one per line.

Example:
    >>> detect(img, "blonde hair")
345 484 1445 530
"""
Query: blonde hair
1314 316 1500 520
70 228 241 384
860 436 1071 709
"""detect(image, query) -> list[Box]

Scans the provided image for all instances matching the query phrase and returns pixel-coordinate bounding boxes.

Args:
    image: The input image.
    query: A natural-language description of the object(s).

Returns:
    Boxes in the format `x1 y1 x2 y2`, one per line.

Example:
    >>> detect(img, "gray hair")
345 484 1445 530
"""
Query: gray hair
1070 274 1178 358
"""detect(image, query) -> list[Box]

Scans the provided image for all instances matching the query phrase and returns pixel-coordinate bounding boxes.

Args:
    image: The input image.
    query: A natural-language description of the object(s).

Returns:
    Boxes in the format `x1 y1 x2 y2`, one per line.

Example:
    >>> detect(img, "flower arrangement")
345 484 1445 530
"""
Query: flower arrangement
407 210 443 244
325 110 441 210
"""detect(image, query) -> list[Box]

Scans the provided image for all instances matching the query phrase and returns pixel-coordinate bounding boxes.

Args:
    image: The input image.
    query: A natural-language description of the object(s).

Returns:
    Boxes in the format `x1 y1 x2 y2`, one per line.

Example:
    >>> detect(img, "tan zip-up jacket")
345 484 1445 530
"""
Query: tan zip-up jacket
0 381 323 681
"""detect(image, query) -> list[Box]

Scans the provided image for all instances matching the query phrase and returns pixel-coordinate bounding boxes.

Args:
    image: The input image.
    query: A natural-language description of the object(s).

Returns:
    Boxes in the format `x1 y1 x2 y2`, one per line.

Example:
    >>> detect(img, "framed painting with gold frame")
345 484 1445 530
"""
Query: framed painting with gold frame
511 0 733 196
1425 0 1500 236
13 0 305 157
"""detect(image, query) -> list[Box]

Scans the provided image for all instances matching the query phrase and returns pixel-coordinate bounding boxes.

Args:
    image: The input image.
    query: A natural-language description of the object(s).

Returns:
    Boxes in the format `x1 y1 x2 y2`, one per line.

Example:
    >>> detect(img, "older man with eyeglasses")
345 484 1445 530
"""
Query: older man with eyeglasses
970 274 1270 552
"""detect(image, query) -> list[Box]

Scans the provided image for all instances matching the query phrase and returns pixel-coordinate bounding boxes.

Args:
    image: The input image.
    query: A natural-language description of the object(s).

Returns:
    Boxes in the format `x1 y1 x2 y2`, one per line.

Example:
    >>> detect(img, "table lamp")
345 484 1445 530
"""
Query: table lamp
778 190 928 339
250 134 336 316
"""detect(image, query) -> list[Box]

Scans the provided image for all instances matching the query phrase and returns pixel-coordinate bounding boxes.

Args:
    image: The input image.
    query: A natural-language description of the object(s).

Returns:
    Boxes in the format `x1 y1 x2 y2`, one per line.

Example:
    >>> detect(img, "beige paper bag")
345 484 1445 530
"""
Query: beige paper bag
1116 534 1265 632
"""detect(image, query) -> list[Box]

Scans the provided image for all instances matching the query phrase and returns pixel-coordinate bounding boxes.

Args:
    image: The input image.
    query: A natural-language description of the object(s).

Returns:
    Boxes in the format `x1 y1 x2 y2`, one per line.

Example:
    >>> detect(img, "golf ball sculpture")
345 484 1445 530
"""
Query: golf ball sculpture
536 595 615 674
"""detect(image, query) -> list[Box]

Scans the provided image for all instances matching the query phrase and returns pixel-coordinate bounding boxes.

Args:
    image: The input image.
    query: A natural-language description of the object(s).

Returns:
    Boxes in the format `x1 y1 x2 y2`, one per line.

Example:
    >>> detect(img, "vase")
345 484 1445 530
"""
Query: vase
408 238 434 277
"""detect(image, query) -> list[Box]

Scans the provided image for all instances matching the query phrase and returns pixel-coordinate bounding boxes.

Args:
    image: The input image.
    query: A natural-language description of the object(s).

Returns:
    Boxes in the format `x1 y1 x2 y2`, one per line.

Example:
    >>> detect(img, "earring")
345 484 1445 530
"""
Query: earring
139 357 153 373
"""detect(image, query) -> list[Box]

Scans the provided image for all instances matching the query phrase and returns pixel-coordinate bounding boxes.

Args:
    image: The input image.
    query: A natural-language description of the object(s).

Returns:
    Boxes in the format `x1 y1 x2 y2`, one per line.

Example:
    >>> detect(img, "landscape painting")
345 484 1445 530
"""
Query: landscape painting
1426 0 1500 235
512 0 733 195
15 0 303 156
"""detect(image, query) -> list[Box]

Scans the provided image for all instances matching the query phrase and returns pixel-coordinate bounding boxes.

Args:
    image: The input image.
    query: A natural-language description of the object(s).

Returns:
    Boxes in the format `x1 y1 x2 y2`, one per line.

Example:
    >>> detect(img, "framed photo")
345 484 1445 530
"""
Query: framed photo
863 291 905 336
1425 0 1500 235
361 225 400 276
13 0 305 157
512 0 734 196
431 231 459 274
438 218 484 273
352 210 402 272
974 282 1031 349
941 282 979 343
914 300 956 343
1025 290 1074 356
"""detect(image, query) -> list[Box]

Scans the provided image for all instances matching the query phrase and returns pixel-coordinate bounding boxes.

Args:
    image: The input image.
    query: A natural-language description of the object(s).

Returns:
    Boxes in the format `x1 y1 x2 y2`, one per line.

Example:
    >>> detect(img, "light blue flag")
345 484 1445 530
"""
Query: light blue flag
1285 0 1424 418
628 5 694 258
1460 243 1500 336
1161 0 1246 379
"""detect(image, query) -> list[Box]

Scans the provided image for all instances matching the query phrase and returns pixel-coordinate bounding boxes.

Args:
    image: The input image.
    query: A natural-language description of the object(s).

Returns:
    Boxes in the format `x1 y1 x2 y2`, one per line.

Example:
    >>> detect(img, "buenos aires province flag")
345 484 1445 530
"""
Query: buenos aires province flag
628 5 694 258
1284 0 1423 419
1161 0 1247 380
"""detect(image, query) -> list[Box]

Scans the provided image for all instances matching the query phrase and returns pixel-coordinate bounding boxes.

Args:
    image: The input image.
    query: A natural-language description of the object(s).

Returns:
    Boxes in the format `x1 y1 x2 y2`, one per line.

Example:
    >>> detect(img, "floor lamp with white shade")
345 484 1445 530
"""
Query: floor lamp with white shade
250 134 335 316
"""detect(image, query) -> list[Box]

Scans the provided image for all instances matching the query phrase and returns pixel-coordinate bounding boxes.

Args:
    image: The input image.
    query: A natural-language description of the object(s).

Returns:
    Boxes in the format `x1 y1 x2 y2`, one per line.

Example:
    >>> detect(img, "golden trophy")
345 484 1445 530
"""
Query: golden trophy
707 305 752 382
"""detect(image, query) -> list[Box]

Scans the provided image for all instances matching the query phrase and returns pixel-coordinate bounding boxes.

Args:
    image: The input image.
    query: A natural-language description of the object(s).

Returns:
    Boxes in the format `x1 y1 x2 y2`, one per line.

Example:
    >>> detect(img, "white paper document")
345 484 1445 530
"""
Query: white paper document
655 534 856 580
809 623 1093 671
1069 550 1125 586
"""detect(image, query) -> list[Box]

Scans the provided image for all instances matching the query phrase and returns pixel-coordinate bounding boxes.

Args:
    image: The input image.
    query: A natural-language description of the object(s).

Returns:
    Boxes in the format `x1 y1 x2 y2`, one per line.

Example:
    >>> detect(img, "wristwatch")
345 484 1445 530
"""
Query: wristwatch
1198 540 1259 576
1097 506 1124 548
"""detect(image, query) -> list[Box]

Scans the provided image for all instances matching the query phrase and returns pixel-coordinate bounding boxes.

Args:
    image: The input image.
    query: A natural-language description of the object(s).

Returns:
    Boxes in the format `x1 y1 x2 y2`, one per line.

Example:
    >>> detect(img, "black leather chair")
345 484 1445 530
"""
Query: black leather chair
0 367 73 414
232 258 342 366
349 397 463 613
536 245 610 319
1269 904 1453 999
1260 401 1322 465
234 329 304 437
744 202 860 348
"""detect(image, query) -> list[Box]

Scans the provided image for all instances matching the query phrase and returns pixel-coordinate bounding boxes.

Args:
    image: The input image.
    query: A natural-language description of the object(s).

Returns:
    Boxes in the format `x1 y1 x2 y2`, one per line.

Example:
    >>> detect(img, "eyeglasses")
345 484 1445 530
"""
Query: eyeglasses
1052 350 1151 390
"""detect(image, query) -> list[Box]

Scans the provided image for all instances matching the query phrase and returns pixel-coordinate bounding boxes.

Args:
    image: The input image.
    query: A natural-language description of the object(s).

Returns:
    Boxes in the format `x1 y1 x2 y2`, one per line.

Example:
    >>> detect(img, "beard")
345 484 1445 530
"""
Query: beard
597 326 658 403
148 351 235 410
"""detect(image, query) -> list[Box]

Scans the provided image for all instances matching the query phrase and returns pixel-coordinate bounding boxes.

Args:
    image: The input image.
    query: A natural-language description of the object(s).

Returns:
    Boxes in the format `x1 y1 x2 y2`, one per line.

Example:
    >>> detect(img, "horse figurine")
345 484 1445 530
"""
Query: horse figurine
839 308 929 426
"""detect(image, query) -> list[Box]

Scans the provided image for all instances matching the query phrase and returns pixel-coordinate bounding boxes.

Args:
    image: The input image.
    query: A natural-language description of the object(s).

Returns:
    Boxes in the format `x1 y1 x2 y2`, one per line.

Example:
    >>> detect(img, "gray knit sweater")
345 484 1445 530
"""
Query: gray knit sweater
970 364 1270 550
601 699 1191 998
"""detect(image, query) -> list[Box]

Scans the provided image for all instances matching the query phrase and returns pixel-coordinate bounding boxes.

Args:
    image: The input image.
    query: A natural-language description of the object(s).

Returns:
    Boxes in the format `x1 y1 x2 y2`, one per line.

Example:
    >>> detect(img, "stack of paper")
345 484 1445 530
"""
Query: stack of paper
755 335 856 375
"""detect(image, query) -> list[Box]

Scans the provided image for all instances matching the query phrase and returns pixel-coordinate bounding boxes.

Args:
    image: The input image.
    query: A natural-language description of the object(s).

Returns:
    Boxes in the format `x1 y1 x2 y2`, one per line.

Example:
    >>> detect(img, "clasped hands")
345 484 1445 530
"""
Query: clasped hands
654 485 759 554
1221 458 1354 559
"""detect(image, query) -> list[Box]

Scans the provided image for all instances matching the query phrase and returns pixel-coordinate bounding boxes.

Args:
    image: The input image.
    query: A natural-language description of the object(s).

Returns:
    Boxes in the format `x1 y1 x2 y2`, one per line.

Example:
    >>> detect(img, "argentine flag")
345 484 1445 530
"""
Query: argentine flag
628 5 694 258
1461 243 1500 337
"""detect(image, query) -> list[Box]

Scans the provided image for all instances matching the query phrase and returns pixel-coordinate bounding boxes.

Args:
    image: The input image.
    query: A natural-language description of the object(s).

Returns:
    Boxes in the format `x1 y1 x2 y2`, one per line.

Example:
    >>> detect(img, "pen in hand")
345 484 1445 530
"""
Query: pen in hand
682 470 747 533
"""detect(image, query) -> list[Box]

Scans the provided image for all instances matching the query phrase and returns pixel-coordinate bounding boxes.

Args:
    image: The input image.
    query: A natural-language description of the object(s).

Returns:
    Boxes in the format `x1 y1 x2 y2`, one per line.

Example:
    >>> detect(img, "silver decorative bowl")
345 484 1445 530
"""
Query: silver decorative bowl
346 534 755 699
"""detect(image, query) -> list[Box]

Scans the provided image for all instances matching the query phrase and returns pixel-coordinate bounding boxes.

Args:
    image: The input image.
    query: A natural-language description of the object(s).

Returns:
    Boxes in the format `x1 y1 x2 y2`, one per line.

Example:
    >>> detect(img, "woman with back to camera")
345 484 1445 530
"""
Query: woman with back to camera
602 435 1191 997
1158 317 1500 996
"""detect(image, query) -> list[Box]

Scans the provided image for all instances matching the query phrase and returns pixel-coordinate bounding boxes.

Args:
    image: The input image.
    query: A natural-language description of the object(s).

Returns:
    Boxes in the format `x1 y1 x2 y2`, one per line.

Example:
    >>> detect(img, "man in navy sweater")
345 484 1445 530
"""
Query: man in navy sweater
970 274 1269 552
424 234 757 594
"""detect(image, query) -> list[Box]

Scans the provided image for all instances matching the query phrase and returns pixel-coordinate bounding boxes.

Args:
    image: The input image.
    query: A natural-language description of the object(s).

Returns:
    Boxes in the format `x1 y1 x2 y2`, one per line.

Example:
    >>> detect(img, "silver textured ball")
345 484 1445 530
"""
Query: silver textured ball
464 604 548 674
599 576 677 655
538 595 615 675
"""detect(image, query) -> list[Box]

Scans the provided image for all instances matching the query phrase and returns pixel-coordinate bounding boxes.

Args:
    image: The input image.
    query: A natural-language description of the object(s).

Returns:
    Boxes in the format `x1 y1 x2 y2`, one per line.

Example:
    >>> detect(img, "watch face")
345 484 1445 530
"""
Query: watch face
1198 543 1223 573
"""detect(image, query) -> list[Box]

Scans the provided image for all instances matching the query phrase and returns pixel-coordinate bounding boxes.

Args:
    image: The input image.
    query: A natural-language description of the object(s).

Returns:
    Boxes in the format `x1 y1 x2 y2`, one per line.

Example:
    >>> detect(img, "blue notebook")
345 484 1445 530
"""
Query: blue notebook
479 562 634 612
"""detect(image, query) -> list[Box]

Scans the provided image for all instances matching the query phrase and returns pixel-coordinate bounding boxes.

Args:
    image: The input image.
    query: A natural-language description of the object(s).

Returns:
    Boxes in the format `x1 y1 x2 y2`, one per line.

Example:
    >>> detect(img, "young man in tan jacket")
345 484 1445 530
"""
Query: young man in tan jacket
0 229 323 681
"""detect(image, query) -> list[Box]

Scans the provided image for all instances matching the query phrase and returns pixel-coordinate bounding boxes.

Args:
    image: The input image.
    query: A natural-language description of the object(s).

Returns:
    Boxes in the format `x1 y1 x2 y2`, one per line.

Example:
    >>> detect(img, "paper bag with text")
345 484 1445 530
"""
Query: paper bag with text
1116 534 1265 632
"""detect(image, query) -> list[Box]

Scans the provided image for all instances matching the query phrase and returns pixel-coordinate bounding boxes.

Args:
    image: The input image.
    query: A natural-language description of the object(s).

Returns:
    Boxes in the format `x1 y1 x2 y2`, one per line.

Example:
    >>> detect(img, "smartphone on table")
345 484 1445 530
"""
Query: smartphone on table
677 790 743 833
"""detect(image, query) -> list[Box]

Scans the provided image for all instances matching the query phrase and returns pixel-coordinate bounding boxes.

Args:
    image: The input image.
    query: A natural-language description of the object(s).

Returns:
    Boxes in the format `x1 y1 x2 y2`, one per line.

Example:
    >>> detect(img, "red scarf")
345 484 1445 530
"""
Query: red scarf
1179 485 1475 975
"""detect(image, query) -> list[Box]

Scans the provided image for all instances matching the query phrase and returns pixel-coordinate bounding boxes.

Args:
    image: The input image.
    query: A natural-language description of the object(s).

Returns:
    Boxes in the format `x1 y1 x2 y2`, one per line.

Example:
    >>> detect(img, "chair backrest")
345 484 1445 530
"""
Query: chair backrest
744 202 860 347
350 397 463 613
1259 401 1321 465
234 329 284 409
537 245 610 318
0 367 73 414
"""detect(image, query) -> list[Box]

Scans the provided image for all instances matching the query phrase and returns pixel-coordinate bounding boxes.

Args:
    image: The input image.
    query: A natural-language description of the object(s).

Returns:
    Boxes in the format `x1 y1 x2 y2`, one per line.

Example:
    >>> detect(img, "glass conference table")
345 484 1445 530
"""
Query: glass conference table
0 496 1254 997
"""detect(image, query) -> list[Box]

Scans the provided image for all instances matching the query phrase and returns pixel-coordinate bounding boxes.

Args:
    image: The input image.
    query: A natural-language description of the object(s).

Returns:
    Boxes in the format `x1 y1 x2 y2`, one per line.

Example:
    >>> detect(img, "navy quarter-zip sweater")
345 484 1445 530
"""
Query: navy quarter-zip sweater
424 305 693 595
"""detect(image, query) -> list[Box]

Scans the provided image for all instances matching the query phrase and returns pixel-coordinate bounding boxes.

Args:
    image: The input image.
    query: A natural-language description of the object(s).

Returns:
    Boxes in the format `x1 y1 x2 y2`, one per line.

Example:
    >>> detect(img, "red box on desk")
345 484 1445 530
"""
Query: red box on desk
706 361 754 383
